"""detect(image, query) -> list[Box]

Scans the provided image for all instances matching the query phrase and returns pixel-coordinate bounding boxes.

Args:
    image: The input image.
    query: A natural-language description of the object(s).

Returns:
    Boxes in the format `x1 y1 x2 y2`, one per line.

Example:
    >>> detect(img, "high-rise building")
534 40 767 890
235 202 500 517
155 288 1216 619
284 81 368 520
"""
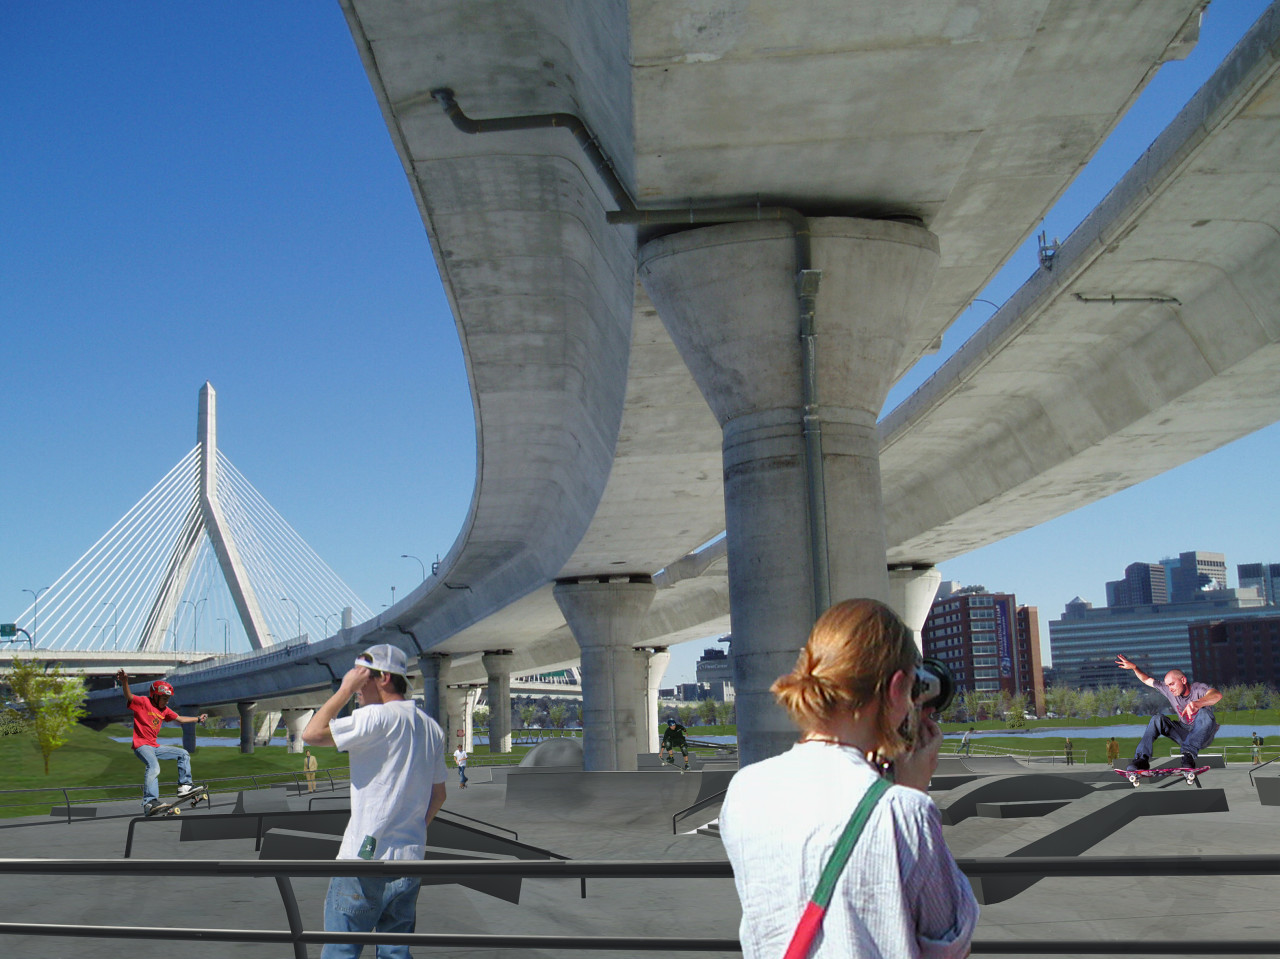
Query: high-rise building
1105 562 1169 607
1169 550 1227 603
1189 614 1280 688
1237 563 1280 605
922 589 1045 717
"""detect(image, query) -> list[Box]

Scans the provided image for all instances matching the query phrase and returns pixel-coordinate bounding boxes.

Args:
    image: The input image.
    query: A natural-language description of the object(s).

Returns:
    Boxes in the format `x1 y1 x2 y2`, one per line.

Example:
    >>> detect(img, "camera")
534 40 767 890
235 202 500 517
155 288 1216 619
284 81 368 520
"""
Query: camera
911 658 954 713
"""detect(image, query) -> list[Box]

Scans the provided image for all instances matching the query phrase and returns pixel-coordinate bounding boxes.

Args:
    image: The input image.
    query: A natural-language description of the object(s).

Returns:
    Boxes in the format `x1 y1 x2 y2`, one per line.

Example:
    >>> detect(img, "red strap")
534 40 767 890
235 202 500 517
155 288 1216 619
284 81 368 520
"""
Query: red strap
783 901 827 959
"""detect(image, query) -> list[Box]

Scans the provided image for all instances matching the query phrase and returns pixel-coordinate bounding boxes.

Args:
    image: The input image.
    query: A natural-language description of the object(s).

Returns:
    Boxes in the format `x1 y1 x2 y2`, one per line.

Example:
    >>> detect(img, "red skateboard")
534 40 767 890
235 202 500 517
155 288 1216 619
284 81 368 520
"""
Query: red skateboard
1116 766 1209 788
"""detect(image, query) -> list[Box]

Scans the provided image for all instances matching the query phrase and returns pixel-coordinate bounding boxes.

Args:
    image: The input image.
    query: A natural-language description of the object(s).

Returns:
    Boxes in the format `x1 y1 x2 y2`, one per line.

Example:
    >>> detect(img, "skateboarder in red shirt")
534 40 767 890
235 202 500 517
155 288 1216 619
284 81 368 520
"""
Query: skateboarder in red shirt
116 669 207 815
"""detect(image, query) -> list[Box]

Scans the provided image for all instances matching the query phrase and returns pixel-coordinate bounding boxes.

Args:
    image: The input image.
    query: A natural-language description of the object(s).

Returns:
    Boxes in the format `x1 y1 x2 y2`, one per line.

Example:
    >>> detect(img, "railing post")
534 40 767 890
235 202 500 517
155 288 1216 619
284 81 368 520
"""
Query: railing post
274 876 309 959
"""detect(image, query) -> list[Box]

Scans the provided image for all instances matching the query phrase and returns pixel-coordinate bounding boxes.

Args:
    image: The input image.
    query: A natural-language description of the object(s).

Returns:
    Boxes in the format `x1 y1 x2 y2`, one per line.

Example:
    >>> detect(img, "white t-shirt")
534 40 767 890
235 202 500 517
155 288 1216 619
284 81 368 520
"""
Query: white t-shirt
453 748 467 767
329 699 447 860
720 742 978 959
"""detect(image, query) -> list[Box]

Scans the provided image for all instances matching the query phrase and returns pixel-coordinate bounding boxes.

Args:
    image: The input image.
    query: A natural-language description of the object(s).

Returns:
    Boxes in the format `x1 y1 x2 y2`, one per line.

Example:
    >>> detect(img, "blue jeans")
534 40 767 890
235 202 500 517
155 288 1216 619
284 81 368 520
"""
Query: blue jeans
457 765 467 786
322 874 421 958
133 743 192 808
1134 710 1219 763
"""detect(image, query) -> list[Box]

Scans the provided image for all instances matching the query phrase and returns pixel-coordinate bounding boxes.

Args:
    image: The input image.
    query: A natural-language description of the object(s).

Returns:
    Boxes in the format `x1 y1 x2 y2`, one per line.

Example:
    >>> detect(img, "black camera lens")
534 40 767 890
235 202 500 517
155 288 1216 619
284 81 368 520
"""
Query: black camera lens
912 658 954 712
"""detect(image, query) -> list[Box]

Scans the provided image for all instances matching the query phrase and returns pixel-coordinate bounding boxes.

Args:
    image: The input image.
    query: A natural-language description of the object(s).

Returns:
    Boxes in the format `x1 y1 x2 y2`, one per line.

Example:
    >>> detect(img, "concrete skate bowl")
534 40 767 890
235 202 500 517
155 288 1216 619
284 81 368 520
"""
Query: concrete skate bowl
519 737 584 767
933 755 1029 788
504 768 735 830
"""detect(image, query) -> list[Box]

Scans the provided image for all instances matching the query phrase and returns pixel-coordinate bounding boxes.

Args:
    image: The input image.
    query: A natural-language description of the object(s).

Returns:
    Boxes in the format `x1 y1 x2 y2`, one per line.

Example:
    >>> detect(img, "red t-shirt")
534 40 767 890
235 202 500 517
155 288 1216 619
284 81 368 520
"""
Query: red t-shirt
128 695 179 748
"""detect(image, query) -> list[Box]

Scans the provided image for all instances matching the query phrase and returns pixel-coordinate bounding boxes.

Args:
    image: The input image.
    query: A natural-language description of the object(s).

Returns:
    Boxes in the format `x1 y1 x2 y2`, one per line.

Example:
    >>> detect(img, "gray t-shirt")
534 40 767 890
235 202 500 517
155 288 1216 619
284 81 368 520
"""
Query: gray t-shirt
1153 679 1213 725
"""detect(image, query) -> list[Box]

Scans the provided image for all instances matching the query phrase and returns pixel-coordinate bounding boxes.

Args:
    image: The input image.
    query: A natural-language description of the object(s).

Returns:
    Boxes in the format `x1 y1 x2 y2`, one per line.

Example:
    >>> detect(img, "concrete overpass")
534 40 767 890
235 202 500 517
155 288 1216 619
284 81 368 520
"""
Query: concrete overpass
81 2 1280 769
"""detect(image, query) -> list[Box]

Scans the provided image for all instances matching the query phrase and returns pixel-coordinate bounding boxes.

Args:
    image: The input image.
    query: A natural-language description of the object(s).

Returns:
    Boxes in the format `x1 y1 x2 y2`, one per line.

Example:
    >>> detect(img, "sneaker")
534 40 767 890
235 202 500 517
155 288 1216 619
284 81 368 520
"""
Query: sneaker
177 783 199 797
1126 758 1150 772
1181 753 1197 770
144 799 165 817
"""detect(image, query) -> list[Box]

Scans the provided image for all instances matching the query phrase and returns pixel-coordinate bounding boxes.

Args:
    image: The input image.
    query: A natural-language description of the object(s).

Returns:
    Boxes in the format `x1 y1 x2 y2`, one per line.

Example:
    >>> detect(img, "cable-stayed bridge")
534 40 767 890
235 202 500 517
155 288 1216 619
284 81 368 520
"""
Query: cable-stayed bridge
8 383 372 662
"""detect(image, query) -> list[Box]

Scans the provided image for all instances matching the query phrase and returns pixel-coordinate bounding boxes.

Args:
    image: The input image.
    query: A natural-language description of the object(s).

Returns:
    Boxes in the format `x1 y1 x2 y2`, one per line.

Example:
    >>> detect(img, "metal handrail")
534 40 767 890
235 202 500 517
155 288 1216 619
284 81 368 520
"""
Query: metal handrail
672 788 728 834
2 855 1280 955
1249 755 1278 787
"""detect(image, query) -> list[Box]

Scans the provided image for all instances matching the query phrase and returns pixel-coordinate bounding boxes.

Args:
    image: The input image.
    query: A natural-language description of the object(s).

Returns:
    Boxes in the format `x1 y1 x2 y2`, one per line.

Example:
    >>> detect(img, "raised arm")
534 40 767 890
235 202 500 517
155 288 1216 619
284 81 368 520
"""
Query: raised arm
1115 654 1156 687
115 668 136 703
301 665 367 747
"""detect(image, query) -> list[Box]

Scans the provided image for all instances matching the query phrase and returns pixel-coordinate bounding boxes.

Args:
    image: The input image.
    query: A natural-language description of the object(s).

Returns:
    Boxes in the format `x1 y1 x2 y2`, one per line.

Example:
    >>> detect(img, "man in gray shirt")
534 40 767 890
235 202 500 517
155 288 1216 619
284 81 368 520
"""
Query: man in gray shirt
1115 653 1221 771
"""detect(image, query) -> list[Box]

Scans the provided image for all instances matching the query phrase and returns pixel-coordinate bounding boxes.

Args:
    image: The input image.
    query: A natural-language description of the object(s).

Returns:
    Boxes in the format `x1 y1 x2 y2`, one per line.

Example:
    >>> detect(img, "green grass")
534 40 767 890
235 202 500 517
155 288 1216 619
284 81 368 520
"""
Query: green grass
940 708 1280 733
0 724 348 818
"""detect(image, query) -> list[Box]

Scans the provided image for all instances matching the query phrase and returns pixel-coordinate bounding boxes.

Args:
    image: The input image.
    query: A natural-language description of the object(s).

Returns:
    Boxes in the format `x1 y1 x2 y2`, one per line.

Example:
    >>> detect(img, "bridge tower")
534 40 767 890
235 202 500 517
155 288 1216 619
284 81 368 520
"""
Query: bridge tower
136 383 269 651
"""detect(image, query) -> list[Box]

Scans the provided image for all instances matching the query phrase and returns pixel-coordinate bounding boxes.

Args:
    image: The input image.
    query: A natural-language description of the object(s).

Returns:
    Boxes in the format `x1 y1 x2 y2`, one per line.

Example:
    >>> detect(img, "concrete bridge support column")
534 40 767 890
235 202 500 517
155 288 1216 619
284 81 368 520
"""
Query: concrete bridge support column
643 647 671 754
237 701 256 755
444 684 476 753
182 721 197 754
554 578 657 771
281 708 314 754
418 653 448 729
481 651 515 754
640 218 939 767
888 565 942 653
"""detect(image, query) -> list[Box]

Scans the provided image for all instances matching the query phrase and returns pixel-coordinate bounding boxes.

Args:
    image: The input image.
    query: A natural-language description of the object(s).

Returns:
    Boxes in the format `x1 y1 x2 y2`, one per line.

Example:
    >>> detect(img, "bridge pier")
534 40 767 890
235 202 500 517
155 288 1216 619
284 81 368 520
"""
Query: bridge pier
444 684 477 754
237 701 256 754
639 217 939 766
281 708 313 754
182 720 197 754
417 653 448 729
888 565 942 651
554 578 656 771
642 647 670 754
481 650 515 753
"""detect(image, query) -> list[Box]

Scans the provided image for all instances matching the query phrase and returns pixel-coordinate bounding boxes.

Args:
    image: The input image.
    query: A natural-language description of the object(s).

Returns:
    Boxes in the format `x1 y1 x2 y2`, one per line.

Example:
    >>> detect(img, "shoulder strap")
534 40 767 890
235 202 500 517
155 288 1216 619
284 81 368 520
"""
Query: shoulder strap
783 776 892 959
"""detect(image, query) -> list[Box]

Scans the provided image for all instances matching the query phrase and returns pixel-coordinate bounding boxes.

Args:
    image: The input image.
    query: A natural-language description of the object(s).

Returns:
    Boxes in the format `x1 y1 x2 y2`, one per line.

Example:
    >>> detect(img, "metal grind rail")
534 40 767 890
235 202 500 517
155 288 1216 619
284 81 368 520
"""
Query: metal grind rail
2 856 1280 955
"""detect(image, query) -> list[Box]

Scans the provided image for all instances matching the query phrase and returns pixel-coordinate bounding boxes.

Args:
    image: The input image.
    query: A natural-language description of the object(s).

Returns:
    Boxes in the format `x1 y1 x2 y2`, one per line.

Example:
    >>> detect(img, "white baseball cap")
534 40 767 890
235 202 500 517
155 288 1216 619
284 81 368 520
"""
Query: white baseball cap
355 644 409 677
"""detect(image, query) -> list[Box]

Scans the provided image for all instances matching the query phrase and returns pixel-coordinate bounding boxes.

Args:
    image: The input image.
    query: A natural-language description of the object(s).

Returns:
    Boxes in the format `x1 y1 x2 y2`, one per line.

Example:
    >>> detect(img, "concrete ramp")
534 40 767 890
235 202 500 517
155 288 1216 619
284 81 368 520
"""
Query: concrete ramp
505 768 734 828
937 774 1100 826
960 786 1228 904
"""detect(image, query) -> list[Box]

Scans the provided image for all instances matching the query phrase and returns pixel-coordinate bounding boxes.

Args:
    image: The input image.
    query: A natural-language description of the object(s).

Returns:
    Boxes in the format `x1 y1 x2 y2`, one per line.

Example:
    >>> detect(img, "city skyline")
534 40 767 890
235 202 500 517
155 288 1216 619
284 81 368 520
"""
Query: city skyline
4 2 1277 684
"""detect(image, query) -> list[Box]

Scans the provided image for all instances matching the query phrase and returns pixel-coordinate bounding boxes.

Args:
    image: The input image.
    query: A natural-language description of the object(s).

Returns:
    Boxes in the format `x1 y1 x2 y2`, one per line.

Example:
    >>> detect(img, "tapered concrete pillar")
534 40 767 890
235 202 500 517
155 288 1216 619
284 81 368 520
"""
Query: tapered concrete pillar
444 684 476 753
237 701 256 754
282 708 314 754
418 653 448 729
481 651 515 753
554 578 657 771
888 565 942 653
640 217 939 766
182 720 197 754
643 647 671 754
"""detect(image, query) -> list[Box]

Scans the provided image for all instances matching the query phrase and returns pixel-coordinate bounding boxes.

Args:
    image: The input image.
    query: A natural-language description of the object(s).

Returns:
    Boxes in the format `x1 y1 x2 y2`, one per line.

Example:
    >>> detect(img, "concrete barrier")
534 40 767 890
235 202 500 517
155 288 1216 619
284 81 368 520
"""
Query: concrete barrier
1254 775 1280 806
505 768 735 828
938 774 1097 825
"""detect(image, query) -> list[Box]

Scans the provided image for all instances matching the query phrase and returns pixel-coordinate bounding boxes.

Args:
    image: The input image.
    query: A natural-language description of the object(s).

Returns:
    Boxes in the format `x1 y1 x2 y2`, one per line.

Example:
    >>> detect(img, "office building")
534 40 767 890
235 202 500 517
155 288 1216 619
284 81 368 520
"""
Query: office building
922 589 1045 717
1105 562 1168 607
1189 614 1280 688
1049 588 1270 689
1169 550 1227 603
1238 563 1280 605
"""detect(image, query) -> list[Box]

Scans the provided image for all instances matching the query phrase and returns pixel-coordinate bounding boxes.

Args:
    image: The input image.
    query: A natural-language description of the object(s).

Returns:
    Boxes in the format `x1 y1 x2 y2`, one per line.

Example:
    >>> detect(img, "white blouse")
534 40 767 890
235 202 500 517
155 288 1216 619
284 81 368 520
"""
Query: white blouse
720 741 978 959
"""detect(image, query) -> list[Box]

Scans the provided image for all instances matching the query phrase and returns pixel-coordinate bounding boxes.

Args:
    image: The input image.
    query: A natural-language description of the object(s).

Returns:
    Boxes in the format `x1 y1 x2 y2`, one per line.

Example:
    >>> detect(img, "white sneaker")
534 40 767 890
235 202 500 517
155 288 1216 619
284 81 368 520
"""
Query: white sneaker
177 783 199 797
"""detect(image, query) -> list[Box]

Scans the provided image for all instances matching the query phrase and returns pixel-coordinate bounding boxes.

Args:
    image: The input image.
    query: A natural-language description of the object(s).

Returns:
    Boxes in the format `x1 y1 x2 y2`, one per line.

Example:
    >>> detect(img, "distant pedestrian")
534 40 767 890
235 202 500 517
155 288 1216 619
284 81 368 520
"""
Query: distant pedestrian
1252 732 1263 765
454 745 468 788
961 727 974 756
304 748 318 792
1064 737 1074 765
1106 737 1120 766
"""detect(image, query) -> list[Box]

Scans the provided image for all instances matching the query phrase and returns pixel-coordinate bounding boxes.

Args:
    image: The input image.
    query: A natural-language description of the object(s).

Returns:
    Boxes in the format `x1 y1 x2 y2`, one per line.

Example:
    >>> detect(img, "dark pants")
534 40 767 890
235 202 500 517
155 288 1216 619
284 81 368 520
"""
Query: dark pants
1134 710 1219 764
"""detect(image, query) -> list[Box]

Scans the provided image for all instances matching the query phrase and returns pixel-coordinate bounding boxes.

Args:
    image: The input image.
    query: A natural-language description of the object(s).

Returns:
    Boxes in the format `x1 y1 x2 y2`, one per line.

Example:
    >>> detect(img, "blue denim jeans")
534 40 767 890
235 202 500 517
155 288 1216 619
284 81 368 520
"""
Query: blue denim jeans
457 765 467 786
322 874 421 958
1134 710 1219 763
133 743 192 808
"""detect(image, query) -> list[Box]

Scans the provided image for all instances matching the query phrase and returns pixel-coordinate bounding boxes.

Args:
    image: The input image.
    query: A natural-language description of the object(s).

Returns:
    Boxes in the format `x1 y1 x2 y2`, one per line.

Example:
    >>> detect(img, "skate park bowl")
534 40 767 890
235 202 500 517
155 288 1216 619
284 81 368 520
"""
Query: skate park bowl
505 767 735 830
519 737 584 767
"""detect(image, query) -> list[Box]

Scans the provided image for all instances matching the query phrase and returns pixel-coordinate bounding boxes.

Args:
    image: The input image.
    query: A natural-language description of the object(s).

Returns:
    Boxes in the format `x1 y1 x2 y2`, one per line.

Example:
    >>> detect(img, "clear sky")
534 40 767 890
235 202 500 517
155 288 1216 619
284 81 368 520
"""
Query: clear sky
3 2 1277 683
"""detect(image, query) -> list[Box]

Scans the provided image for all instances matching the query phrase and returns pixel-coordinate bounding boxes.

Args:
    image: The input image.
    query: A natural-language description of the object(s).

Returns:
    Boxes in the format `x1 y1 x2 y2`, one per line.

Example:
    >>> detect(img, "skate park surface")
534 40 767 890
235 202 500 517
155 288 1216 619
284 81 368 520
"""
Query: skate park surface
2 756 1278 958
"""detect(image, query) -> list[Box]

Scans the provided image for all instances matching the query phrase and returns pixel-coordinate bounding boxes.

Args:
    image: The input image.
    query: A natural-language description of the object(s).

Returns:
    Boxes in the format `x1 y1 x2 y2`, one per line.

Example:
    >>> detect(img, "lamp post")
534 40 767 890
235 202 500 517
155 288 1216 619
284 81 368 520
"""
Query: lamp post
281 596 302 642
101 601 117 651
390 585 396 608
180 599 201 652
22 587 49 645
217 617 230 655
192 597 207 652
401 554 426 583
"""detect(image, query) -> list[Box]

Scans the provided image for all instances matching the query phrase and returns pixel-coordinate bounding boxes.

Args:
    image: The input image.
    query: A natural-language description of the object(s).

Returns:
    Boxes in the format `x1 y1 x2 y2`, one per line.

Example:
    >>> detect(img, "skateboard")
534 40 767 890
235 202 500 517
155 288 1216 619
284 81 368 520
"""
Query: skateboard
1116 766 1209 788
146 784 209 816
661 757 687 774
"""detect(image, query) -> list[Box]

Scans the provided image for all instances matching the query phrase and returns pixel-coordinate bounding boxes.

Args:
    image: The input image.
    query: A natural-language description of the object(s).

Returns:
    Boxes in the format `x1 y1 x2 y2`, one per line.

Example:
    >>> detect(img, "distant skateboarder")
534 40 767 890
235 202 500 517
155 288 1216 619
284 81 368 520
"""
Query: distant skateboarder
454 745 469 788
961 727 974 756
116 669 207 816
661 717 689 770
1115 654 1221 773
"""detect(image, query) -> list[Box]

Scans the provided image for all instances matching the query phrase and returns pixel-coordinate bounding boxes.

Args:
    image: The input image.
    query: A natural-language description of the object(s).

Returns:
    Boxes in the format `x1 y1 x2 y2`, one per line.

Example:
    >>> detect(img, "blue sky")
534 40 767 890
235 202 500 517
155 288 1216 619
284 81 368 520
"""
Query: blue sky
3 2 1277 682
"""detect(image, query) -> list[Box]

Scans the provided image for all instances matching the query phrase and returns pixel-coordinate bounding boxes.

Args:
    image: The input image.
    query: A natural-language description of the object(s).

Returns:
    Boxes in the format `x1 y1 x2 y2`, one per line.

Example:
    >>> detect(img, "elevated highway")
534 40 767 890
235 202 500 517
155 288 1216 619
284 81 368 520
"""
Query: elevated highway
79 2 1280 768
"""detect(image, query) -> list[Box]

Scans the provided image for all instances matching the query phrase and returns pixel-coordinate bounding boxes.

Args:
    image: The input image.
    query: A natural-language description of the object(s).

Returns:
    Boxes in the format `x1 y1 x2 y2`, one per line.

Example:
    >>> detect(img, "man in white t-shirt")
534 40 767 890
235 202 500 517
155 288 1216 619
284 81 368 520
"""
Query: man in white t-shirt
453 746 468 788
303 644 448 959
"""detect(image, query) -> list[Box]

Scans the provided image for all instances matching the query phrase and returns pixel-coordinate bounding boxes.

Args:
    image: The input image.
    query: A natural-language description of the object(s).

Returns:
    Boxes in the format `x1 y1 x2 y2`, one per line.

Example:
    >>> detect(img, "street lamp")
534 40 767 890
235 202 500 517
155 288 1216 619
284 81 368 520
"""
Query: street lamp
101 601 117 651
216 617 230 655
180 599 198 652
401 554 426 583
281 596 302 642
22 586 49 645
390 585 396 607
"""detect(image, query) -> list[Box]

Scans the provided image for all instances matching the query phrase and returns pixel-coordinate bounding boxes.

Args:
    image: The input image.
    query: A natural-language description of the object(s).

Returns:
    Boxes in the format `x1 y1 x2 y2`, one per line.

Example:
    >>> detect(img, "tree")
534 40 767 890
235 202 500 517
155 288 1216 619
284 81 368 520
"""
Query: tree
2 658 88 774
520 704 537 728
548 702 567 728
698 696 718 726
961 689 984 722
1006 692 1028 728
472 706 489 730
715 700 736 726
677 705 696 726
